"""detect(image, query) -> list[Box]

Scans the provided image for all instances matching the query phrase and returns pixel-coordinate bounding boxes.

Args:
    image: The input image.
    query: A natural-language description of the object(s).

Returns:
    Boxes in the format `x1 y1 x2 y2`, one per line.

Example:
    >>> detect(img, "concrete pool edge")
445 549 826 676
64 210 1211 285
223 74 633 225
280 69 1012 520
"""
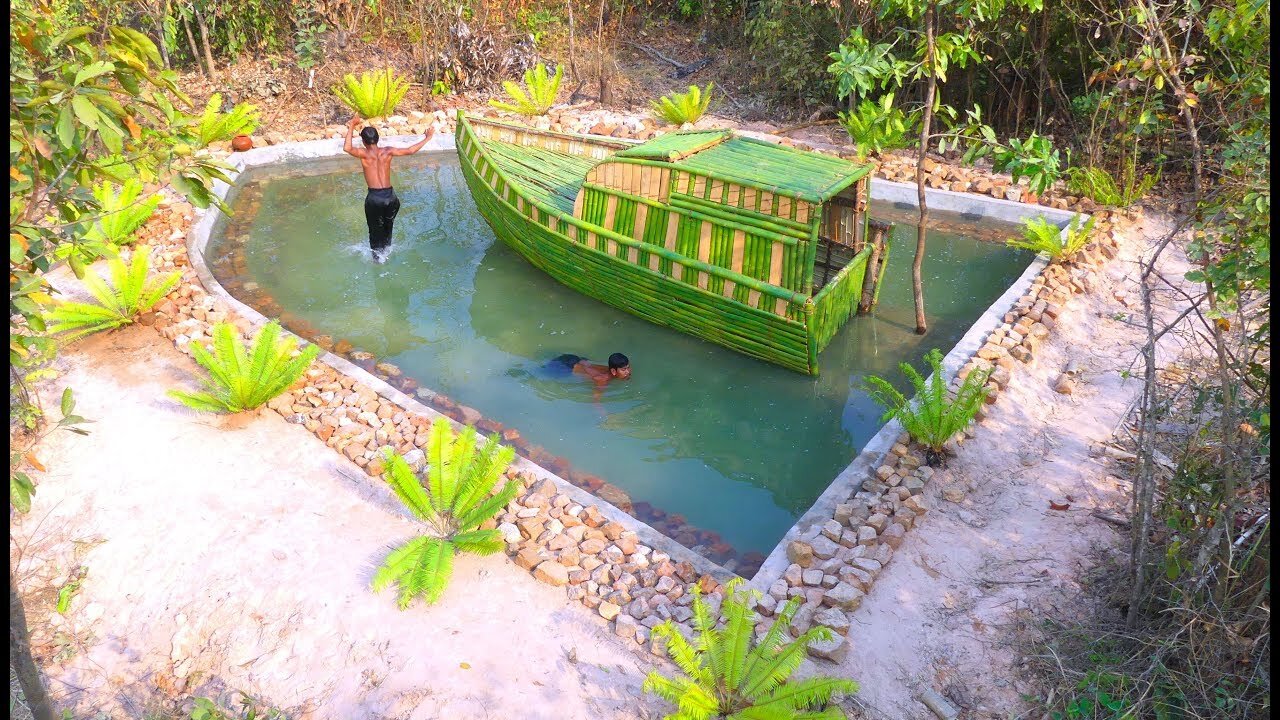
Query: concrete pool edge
186 134 738 585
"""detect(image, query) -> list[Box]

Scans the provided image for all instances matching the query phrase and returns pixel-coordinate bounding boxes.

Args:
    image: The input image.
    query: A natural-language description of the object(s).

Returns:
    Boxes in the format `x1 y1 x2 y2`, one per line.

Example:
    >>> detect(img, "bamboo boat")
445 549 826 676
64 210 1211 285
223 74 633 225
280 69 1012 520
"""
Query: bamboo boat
456 111 886 375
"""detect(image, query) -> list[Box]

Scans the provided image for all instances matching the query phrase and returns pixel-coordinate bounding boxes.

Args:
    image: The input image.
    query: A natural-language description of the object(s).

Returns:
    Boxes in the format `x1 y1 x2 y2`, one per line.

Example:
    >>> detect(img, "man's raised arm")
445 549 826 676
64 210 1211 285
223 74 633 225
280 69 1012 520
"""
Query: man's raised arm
343 117 365 157
390 127 436 156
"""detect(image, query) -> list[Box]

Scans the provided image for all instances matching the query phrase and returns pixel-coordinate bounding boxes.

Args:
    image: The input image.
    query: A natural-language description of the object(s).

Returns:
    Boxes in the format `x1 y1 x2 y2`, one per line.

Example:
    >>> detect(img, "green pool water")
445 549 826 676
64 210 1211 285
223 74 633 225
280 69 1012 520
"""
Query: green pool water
207 151 1031 568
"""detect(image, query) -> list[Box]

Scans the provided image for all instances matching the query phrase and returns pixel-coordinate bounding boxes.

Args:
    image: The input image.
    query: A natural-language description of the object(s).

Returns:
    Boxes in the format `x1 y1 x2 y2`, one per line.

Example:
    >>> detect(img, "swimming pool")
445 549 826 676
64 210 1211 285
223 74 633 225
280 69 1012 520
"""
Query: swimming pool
204 151 1033 572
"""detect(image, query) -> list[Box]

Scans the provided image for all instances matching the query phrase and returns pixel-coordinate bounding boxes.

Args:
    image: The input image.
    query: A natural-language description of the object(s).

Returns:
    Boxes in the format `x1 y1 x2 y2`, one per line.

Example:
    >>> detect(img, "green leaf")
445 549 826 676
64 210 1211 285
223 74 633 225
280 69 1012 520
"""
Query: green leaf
57 104 76 147
71 94 100 129
61 387 75 416
74 61 116 86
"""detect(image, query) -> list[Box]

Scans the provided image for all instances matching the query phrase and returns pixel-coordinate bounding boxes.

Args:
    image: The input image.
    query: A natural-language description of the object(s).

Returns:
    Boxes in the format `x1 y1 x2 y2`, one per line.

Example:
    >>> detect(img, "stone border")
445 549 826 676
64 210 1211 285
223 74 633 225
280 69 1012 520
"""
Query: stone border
146 109 1127 660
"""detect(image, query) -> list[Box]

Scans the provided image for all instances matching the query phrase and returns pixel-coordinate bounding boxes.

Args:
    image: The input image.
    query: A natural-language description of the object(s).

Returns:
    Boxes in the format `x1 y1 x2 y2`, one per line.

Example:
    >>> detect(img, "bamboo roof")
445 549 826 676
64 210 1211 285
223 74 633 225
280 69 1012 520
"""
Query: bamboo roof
615 132 873 204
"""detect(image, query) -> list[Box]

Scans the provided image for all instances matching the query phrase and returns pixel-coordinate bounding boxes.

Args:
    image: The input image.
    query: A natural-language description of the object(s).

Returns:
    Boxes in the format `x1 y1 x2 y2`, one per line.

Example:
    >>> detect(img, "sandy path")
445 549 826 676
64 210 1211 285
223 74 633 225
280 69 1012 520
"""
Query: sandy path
11 323 666 719
832 212 1193 718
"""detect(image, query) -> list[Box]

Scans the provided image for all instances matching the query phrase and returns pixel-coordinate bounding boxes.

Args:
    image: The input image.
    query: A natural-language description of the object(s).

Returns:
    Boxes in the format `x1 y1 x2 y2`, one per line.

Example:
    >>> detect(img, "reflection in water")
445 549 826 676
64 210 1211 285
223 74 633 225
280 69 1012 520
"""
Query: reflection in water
208 151 1032 557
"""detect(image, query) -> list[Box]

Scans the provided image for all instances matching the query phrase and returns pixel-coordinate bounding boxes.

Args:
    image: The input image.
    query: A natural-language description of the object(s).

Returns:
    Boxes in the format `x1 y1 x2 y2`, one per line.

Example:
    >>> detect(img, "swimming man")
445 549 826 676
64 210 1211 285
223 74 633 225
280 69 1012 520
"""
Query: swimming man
343 116 435 263
547 353 632 401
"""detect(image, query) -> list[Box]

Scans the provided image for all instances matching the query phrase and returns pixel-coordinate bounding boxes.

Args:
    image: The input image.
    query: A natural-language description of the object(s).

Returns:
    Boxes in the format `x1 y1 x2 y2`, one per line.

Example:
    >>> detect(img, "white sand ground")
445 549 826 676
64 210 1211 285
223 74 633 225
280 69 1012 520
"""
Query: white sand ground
12 211 1192 720
834 213 1194 718
11 324 668 719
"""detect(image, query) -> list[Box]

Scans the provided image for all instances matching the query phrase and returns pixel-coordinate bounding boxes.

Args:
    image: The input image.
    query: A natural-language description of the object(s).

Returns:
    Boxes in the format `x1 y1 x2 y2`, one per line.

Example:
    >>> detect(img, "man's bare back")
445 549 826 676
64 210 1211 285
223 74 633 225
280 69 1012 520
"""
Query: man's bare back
343 117 434 188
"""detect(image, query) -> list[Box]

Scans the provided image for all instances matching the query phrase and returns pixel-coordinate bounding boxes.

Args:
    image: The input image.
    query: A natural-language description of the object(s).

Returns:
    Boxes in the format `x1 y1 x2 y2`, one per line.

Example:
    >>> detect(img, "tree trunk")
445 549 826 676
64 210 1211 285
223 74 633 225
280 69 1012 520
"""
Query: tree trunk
151 1 170 69
193 2 217 81
596 0 612 105
11 571 55 720
912 2 938 336
567 0 578 82
182 13 207 77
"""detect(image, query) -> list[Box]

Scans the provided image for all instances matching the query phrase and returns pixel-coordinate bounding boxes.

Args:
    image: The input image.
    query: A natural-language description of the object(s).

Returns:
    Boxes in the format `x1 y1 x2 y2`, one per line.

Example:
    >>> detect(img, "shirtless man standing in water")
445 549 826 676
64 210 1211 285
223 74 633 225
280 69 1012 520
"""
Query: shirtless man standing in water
343 117 435 262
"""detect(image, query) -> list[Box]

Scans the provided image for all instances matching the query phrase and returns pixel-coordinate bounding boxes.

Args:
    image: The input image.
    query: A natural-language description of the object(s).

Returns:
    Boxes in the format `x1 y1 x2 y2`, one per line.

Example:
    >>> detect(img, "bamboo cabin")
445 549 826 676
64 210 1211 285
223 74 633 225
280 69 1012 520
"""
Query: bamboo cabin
455 112 887 375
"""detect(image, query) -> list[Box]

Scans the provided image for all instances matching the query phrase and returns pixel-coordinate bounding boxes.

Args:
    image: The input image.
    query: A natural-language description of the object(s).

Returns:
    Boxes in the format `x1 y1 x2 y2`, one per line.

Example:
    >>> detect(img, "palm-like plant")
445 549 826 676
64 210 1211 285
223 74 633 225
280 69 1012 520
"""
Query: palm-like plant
1006 213 1096 262
196 93 261 148
651 83 715 125
644 578 858 720
373 422 519 608
489 63 563 116
84 179 162 245
44 246 180 342
332 68 411 119
863 348 990 466
1066 160 1160 208
167 320 321 413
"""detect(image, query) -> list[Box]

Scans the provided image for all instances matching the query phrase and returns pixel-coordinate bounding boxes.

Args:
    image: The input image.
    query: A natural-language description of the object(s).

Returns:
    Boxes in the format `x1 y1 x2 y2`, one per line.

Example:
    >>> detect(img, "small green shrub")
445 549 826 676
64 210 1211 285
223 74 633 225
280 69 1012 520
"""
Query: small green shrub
167 320 320 413
44 247 180 342
189 694 288 720
864 348 990 464
991 133 1062 196
838 93 918 161
373 421 519 608
85 179 162 245
1066 161 1160 207
644 577 858 719
651 83 715 125
332 68 410 119
1007 213 1097 262
197 93 261 147
489 63 563 116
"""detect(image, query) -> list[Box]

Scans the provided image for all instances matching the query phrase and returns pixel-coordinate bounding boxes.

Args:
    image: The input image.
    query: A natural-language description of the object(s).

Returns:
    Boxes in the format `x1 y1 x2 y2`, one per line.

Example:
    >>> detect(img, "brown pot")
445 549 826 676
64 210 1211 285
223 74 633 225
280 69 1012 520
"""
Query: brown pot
231 135 253 152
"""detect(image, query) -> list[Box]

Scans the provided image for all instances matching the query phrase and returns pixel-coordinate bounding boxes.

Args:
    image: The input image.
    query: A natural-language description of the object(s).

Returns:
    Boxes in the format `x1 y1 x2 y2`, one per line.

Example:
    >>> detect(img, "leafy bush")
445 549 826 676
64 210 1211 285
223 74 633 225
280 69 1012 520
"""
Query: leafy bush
644 578 858 719
827 28 908 105
85 179 162 245
167 320 320 413
838 94 918 161
864 348 990 464
332 68 410 119
991 133 1063 196
651 83 715 125
197 93 261 147
489 63 563 117
44 247 180 342
1007 214 1097 262
373 422 519 608
1066 161 1160 207
189 694 288 720
293 5 327 71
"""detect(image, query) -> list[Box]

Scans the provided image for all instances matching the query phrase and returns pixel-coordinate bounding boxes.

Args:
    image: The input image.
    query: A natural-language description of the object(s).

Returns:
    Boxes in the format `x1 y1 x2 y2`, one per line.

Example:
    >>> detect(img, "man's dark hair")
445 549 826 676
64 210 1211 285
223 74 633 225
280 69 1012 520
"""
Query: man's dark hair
360 126 379 146
608 353 629 370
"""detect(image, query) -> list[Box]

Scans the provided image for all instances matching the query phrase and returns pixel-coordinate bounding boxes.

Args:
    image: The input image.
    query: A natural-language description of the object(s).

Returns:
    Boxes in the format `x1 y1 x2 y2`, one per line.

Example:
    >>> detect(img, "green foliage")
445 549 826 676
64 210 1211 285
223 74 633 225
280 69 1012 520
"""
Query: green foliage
44 247 181 342
85 179 162 245
293 5 328 71
1067 162 1159 208
372 421 519 608
489 63 563 117
990 133 1062 196
9 387 90 513
1007 214 1096 262
332 68 411 119
189 694 288 720
864 348 990 461
827 28 909 105
167 321 320 414
197 93 262 147
514 7 561 47
838 94 918 161
644 578 858 719
745 0 843 106
650 83 715 125
10 7 235 425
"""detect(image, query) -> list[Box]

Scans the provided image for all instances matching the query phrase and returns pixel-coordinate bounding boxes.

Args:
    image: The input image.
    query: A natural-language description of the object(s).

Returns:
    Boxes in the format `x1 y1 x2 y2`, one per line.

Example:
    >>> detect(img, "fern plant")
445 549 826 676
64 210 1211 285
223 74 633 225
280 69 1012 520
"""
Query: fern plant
651 83 715 125
44 247 180 342
167 320 320 413
1066 160 1160 208
1006 213 1097 262
863 348 990 465
489 63 563 116
332 68 411 119
644 578 858 719
85 179 162 245
837 93 918 161
373 422 519 608
197 93 261 147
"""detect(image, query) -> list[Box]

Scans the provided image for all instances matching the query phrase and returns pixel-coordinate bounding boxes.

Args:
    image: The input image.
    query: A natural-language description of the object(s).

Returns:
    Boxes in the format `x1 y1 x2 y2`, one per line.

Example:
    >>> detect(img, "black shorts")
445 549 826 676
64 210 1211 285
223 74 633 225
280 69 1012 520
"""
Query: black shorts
364 187 401 253
545 353 583 377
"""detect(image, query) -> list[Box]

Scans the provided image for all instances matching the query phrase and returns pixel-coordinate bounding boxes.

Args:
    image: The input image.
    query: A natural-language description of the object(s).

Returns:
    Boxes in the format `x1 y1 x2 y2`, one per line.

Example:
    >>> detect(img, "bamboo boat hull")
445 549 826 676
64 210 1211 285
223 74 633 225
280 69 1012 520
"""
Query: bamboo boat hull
456 116 872 375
